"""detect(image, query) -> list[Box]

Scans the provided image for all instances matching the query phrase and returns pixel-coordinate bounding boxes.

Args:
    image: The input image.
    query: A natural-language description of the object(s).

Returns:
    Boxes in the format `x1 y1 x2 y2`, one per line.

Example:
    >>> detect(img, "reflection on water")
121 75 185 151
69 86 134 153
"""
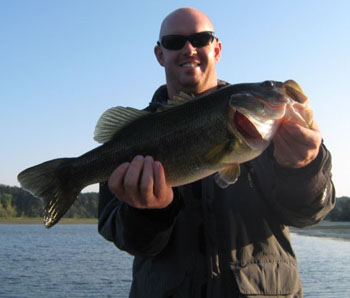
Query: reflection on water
0 224 349 297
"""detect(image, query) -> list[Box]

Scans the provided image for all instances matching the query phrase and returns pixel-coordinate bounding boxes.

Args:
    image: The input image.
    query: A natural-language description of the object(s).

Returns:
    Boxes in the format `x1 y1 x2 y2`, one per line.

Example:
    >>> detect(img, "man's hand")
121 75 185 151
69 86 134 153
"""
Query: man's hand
273 81 322 168
273 120 321 168
108 155 174 209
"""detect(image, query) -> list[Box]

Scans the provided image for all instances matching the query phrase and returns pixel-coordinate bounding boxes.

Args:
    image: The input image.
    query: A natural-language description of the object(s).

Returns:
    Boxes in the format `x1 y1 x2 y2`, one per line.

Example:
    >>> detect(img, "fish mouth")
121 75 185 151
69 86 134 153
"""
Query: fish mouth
234 111 262 140
229 91 288 149
233 110 278 151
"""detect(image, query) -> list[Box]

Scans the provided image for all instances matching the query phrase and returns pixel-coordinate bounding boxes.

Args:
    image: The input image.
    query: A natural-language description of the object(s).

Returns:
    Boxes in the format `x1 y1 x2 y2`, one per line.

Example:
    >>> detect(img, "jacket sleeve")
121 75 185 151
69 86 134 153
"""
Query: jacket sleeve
98 182 183 257
251 142 336 228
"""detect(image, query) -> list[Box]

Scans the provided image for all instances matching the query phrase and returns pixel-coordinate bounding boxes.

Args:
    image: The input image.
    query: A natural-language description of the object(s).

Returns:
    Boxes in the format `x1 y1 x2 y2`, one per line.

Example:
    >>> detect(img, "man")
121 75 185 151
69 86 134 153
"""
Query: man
98 7 335 298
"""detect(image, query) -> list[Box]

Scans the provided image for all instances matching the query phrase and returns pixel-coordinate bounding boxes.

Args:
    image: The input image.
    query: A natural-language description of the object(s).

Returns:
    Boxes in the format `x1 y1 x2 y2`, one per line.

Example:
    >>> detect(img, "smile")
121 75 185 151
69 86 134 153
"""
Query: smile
180 62 201 67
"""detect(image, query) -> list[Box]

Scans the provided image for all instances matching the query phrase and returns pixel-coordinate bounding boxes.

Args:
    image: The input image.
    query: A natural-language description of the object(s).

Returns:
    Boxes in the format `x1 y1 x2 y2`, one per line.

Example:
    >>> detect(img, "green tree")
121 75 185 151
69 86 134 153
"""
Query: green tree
327 196 350 221
0 193 16 217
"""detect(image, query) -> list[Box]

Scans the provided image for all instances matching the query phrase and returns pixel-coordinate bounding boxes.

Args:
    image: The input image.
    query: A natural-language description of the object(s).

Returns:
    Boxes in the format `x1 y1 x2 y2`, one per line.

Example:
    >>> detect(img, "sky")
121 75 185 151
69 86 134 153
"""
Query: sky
1 0 349 196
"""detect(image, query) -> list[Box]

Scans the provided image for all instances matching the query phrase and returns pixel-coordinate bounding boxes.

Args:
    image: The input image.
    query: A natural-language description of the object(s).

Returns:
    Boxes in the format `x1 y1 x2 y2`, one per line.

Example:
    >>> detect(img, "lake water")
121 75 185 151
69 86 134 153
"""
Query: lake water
1 224 350 298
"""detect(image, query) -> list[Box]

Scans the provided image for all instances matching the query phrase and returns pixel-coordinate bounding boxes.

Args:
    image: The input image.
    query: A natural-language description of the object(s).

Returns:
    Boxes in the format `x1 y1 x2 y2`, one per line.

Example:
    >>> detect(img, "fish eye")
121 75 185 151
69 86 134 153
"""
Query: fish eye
261 81 274 88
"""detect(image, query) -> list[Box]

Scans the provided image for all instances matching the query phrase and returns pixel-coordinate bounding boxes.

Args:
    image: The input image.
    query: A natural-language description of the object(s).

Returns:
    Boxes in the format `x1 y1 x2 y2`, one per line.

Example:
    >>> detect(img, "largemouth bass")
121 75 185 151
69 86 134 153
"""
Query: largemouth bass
18 80 309 228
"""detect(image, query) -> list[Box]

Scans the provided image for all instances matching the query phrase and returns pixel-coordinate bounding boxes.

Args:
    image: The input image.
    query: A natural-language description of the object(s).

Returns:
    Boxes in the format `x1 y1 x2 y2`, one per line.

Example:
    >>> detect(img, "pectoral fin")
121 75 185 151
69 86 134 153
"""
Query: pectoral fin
204 143 227 164
214 164 240 189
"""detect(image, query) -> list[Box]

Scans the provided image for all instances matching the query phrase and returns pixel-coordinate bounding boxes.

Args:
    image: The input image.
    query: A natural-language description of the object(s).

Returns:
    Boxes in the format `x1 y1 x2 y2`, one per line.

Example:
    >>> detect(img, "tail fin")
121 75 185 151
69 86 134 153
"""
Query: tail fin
17 158 83 228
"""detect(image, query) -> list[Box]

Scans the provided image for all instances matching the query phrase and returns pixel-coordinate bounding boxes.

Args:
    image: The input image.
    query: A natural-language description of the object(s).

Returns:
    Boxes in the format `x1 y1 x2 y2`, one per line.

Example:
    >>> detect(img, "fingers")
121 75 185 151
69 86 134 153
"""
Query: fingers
123 155 145 198
139 156 155 198
280 120 321 147
153 161 174 207
108 155 145 207
108 156 173 209
153 161 167 198
273 121 322 168
108 162 130 198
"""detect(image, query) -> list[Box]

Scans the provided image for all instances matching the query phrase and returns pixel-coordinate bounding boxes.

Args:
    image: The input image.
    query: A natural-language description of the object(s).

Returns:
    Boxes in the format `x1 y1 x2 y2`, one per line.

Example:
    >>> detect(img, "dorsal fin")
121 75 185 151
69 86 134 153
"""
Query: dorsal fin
94 106 149 143
156 92 195 111
170 91 195 104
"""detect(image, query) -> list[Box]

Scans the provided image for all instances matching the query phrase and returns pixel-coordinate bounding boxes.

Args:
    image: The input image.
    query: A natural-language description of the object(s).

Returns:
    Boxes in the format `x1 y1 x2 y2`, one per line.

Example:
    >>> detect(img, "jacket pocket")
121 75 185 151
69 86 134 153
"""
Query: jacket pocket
231 260 301 296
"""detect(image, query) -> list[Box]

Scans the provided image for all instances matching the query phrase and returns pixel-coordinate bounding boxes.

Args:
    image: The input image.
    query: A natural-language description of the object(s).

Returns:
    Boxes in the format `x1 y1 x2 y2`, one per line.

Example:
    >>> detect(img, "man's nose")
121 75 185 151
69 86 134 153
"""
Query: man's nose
182 40 197 55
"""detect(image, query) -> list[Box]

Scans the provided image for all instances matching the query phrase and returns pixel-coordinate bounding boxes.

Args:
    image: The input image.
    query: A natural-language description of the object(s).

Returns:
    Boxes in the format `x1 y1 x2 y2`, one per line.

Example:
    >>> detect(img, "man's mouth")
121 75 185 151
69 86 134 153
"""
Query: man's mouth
180 62 201 68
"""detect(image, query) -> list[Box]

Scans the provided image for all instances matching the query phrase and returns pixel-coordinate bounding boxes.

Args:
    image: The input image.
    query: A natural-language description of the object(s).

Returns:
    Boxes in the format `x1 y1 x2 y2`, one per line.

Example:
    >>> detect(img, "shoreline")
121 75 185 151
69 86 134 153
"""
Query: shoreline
0 217 98 225
1 218 349 240
290 221 350 241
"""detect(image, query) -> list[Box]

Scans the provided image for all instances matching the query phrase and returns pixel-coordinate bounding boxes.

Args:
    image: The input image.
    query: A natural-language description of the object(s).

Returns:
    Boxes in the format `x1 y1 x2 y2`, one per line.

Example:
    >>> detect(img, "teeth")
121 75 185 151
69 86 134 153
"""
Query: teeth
182 63 199 67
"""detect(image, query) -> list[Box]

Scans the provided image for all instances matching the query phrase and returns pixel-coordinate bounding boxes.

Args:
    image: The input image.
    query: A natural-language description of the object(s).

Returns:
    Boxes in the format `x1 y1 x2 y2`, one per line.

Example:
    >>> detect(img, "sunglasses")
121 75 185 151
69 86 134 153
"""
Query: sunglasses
158 31 217 50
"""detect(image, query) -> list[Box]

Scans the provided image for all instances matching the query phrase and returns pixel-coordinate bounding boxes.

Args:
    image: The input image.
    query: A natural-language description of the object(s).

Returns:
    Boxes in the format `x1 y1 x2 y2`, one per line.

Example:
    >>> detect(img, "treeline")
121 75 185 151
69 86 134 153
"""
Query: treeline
1 184 350 221
0 184 98 219
326 196 350 221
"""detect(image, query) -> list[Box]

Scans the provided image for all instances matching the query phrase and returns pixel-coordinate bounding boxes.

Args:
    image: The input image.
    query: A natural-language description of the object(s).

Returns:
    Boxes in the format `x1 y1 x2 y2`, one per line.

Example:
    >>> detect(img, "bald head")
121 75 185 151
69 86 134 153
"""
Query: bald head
159 8 215 39
155 7 221 98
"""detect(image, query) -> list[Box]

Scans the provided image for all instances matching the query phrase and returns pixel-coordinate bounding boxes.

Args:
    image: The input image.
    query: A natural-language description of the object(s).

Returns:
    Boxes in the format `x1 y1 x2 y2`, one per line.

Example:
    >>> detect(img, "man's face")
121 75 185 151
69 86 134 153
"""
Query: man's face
155 11 222 97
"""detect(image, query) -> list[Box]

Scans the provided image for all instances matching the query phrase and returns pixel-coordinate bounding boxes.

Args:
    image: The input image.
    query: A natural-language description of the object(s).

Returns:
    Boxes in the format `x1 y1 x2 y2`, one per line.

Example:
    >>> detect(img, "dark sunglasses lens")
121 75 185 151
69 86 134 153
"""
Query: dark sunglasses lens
161 35 186 50
161 32 215 50
190 32 214 47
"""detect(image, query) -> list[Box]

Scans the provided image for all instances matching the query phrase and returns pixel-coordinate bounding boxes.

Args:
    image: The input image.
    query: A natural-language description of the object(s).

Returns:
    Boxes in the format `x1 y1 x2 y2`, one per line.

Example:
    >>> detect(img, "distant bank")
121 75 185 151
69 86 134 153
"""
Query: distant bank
1 218 349 241
291 221 350 240
0 184 98 219
0 217 97 225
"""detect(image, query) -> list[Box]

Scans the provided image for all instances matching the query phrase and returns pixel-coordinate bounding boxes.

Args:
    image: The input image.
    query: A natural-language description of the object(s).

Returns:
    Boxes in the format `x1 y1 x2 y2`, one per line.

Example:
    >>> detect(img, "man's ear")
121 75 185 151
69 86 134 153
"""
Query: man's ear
154 45 165 66
214 40 222 63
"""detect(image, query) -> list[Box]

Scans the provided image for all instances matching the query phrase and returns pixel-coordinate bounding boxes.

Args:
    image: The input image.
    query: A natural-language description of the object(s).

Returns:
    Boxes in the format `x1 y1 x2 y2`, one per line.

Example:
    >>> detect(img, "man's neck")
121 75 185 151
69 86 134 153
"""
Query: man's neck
167 84 218 99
